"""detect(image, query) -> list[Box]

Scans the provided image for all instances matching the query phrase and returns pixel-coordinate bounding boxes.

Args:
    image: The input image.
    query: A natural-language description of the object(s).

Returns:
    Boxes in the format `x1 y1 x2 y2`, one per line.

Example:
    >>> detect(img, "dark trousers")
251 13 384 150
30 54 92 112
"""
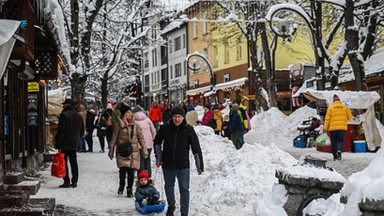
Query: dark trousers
85 130 94 151
98 136 105 151
139 149 152 177
119 167 135 190
62 150 78 184
330 130 345 159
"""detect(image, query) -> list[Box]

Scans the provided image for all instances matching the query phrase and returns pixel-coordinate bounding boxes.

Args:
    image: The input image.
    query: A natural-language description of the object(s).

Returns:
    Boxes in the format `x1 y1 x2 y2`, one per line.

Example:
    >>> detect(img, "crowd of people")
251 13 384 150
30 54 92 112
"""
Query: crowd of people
55 98 252 216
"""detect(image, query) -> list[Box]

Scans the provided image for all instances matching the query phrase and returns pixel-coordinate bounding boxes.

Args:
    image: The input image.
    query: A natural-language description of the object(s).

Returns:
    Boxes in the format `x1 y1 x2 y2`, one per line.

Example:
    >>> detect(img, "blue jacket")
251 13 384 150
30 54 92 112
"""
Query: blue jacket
229 111 244 133
135 180 160 203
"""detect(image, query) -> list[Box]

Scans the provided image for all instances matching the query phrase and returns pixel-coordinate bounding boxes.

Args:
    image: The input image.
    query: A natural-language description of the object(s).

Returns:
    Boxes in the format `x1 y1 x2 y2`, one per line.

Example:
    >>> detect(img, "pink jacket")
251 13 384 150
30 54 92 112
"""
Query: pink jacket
199 110 214 126
134 111 156 149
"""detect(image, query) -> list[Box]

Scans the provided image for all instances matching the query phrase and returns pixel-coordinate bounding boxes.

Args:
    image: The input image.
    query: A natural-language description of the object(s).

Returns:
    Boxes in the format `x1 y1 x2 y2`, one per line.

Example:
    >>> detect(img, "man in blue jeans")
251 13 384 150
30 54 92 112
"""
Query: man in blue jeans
324 94 352 160
154 106 204 216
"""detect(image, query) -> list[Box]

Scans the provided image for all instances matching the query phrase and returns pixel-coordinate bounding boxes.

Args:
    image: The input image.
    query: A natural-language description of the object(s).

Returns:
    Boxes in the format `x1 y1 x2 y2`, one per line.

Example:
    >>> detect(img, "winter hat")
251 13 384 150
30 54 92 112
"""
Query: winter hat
188 104 195 111
133 105 143 113
138 171 149 181
119 102 131 117
231 104 239 112
204 103 212 110
62 98 76 106
171 106 186 118
106 103 113 109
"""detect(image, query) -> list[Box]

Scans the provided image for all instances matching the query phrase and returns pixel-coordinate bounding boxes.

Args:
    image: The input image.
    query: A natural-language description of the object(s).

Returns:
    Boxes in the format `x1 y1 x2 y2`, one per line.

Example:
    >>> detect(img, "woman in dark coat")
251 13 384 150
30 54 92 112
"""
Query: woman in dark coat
95 112 107 152
162 104 172 124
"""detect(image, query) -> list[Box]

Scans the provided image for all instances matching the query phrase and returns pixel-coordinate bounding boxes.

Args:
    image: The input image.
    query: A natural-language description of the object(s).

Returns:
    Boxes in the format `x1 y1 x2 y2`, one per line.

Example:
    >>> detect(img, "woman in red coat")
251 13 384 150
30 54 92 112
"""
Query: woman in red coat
149 102 162 131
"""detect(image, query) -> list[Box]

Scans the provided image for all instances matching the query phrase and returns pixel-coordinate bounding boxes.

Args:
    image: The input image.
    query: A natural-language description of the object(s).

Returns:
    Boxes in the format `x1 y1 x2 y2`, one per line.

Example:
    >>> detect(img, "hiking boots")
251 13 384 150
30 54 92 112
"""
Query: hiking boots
166 205 175 216
127 188 133 198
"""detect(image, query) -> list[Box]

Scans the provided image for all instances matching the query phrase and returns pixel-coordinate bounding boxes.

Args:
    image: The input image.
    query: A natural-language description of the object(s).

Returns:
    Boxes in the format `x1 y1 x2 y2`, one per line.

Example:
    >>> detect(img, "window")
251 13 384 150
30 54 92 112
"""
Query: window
151 73 154 84
214 46 218 67
154 48 158 66
175 37 181 51
203 13 208 34
236 38 242 60
170 65 173 79
144 52 149 68
157 71 160 83
224 41 229 64
151 49 155 67
161 69 168 83
169 39 173 54
203 48 208 57
183 34 186 48
175 63 182 77
193 21 198 38
144 75 149 93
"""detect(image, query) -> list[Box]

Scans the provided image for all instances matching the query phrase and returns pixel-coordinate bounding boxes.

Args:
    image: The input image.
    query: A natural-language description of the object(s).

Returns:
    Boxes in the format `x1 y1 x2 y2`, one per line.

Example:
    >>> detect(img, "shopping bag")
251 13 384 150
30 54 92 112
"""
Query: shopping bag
315 132 331 146
51 151 66 178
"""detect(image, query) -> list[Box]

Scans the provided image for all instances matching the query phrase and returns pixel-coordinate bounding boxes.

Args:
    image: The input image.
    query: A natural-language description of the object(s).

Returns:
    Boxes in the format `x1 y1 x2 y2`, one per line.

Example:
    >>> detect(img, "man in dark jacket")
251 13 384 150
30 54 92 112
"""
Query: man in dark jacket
56 99 84 188
154 106 204 216
85 108 96 152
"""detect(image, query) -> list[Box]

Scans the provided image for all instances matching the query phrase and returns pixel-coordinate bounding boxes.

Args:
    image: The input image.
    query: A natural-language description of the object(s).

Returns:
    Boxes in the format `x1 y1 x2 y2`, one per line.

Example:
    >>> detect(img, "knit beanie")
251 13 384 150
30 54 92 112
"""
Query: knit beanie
188 104 195 111
119 103 131 117
138 171 149 181
171 106 186 118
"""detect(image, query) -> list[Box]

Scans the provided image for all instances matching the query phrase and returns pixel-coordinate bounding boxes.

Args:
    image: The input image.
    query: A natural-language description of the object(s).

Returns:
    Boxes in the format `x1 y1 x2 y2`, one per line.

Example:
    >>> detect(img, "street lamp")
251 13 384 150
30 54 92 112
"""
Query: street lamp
266 3 324 90
185 52 216 103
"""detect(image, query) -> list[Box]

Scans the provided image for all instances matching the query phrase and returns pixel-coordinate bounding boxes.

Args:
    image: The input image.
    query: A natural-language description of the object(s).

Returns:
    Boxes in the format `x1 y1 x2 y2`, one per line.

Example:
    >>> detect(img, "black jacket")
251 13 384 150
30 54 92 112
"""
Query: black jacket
154 120 204 172
56 106 84 151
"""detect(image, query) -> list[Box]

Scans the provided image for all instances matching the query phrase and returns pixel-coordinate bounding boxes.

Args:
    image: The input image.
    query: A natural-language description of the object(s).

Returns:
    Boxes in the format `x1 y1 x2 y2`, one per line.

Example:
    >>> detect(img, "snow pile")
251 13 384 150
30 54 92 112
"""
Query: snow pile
340 149 384 215
278 165 346 183
191 126 297 216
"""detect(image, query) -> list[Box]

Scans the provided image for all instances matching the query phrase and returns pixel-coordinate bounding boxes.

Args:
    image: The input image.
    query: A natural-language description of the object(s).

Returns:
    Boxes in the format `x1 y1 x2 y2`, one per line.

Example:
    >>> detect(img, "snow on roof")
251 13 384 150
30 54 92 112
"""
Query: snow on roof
45 0 75 74
365 48 384 76
160 18 188 35
213 77 248 92
338 65 354 84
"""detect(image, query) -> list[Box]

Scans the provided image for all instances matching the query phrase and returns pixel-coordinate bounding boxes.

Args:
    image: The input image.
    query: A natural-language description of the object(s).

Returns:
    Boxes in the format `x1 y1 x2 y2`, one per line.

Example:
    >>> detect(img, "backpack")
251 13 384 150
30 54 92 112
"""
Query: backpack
209 117 217 129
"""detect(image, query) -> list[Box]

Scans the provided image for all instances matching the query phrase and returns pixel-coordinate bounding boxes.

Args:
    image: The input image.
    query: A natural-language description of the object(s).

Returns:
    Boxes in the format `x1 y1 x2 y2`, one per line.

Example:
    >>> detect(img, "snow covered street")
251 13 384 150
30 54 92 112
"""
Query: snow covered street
33 106 382 215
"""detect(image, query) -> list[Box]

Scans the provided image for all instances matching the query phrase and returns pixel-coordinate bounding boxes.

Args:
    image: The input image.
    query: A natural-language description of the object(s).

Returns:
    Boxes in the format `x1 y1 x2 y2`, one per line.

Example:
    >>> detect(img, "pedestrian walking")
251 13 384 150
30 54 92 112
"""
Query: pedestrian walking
85 108 96 152
102 103 114 145
149 102 162 131
229 104 244 149
185 104 198 126
154 106 204 216
108 105 148 198
162 104 172 124
323 94 352 160
212 104 223 135
95 112 107 152
133 105 157 177
55 99 84 188
76 103 87 152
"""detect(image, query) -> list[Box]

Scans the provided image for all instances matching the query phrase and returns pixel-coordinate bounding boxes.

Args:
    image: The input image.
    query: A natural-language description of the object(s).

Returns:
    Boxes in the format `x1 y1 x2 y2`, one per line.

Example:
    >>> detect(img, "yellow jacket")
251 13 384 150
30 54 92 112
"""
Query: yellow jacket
324 101 352 131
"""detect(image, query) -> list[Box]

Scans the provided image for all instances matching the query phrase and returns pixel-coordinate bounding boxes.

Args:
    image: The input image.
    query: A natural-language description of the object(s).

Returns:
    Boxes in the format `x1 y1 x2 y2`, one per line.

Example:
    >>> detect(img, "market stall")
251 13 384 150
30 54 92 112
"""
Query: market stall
301 90 381 152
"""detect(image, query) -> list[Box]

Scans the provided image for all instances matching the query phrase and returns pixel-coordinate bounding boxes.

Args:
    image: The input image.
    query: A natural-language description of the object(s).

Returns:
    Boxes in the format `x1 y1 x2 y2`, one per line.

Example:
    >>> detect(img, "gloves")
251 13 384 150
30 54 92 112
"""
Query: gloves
148 197 159 205
141 199 148 206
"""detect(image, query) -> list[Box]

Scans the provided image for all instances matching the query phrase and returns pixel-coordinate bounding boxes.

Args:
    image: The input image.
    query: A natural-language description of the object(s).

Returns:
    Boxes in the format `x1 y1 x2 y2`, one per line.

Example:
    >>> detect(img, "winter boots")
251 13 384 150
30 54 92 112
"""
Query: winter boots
117 186 124 195
166 205 175 216
127 188 133 198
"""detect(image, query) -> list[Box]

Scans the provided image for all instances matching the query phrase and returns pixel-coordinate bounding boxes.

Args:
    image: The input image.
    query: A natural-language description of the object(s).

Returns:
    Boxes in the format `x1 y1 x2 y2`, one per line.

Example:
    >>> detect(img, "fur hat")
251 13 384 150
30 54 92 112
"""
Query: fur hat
138 170 149 181
171 106 186 118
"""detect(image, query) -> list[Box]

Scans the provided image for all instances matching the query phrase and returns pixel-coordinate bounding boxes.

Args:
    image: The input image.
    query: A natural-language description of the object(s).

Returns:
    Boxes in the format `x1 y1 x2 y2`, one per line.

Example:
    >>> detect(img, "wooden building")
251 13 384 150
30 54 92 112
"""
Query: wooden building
0 0 71 184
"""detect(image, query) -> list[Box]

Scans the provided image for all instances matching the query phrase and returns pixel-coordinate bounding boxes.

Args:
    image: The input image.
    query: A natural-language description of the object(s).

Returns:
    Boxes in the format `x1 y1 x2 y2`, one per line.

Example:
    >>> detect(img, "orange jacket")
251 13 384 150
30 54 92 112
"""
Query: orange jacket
149 106 162 122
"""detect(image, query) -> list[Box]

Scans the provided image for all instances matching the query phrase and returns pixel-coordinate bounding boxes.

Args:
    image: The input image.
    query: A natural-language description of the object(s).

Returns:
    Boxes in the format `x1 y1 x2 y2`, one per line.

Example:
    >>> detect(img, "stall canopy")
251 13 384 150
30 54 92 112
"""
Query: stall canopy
48 89 68 118
0 19 21 78
302 89 381 150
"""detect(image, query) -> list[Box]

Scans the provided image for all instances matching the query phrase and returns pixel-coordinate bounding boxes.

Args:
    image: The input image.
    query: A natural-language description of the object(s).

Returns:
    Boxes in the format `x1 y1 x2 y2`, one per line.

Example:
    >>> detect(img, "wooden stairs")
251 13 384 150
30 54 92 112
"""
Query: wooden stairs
0 173 55 215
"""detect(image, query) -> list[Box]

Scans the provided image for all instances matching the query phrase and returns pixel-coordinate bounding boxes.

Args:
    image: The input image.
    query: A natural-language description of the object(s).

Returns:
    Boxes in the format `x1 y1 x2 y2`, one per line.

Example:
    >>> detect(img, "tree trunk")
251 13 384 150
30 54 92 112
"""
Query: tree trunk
70 73 87 103
101 75 108 108
259 22 277 107
345 0 365 91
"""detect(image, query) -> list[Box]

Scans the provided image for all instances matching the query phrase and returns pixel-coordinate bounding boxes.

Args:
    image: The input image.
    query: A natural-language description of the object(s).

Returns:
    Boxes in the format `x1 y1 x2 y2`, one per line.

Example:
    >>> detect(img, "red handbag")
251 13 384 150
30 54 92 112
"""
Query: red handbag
51 151 66 178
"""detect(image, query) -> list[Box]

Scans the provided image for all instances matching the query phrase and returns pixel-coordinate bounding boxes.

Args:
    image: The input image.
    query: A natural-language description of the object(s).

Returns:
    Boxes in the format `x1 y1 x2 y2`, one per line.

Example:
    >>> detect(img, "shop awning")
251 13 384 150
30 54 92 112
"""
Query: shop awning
204 91 214 97
186 85 212 96
0 19 21 78
213 77 248 92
